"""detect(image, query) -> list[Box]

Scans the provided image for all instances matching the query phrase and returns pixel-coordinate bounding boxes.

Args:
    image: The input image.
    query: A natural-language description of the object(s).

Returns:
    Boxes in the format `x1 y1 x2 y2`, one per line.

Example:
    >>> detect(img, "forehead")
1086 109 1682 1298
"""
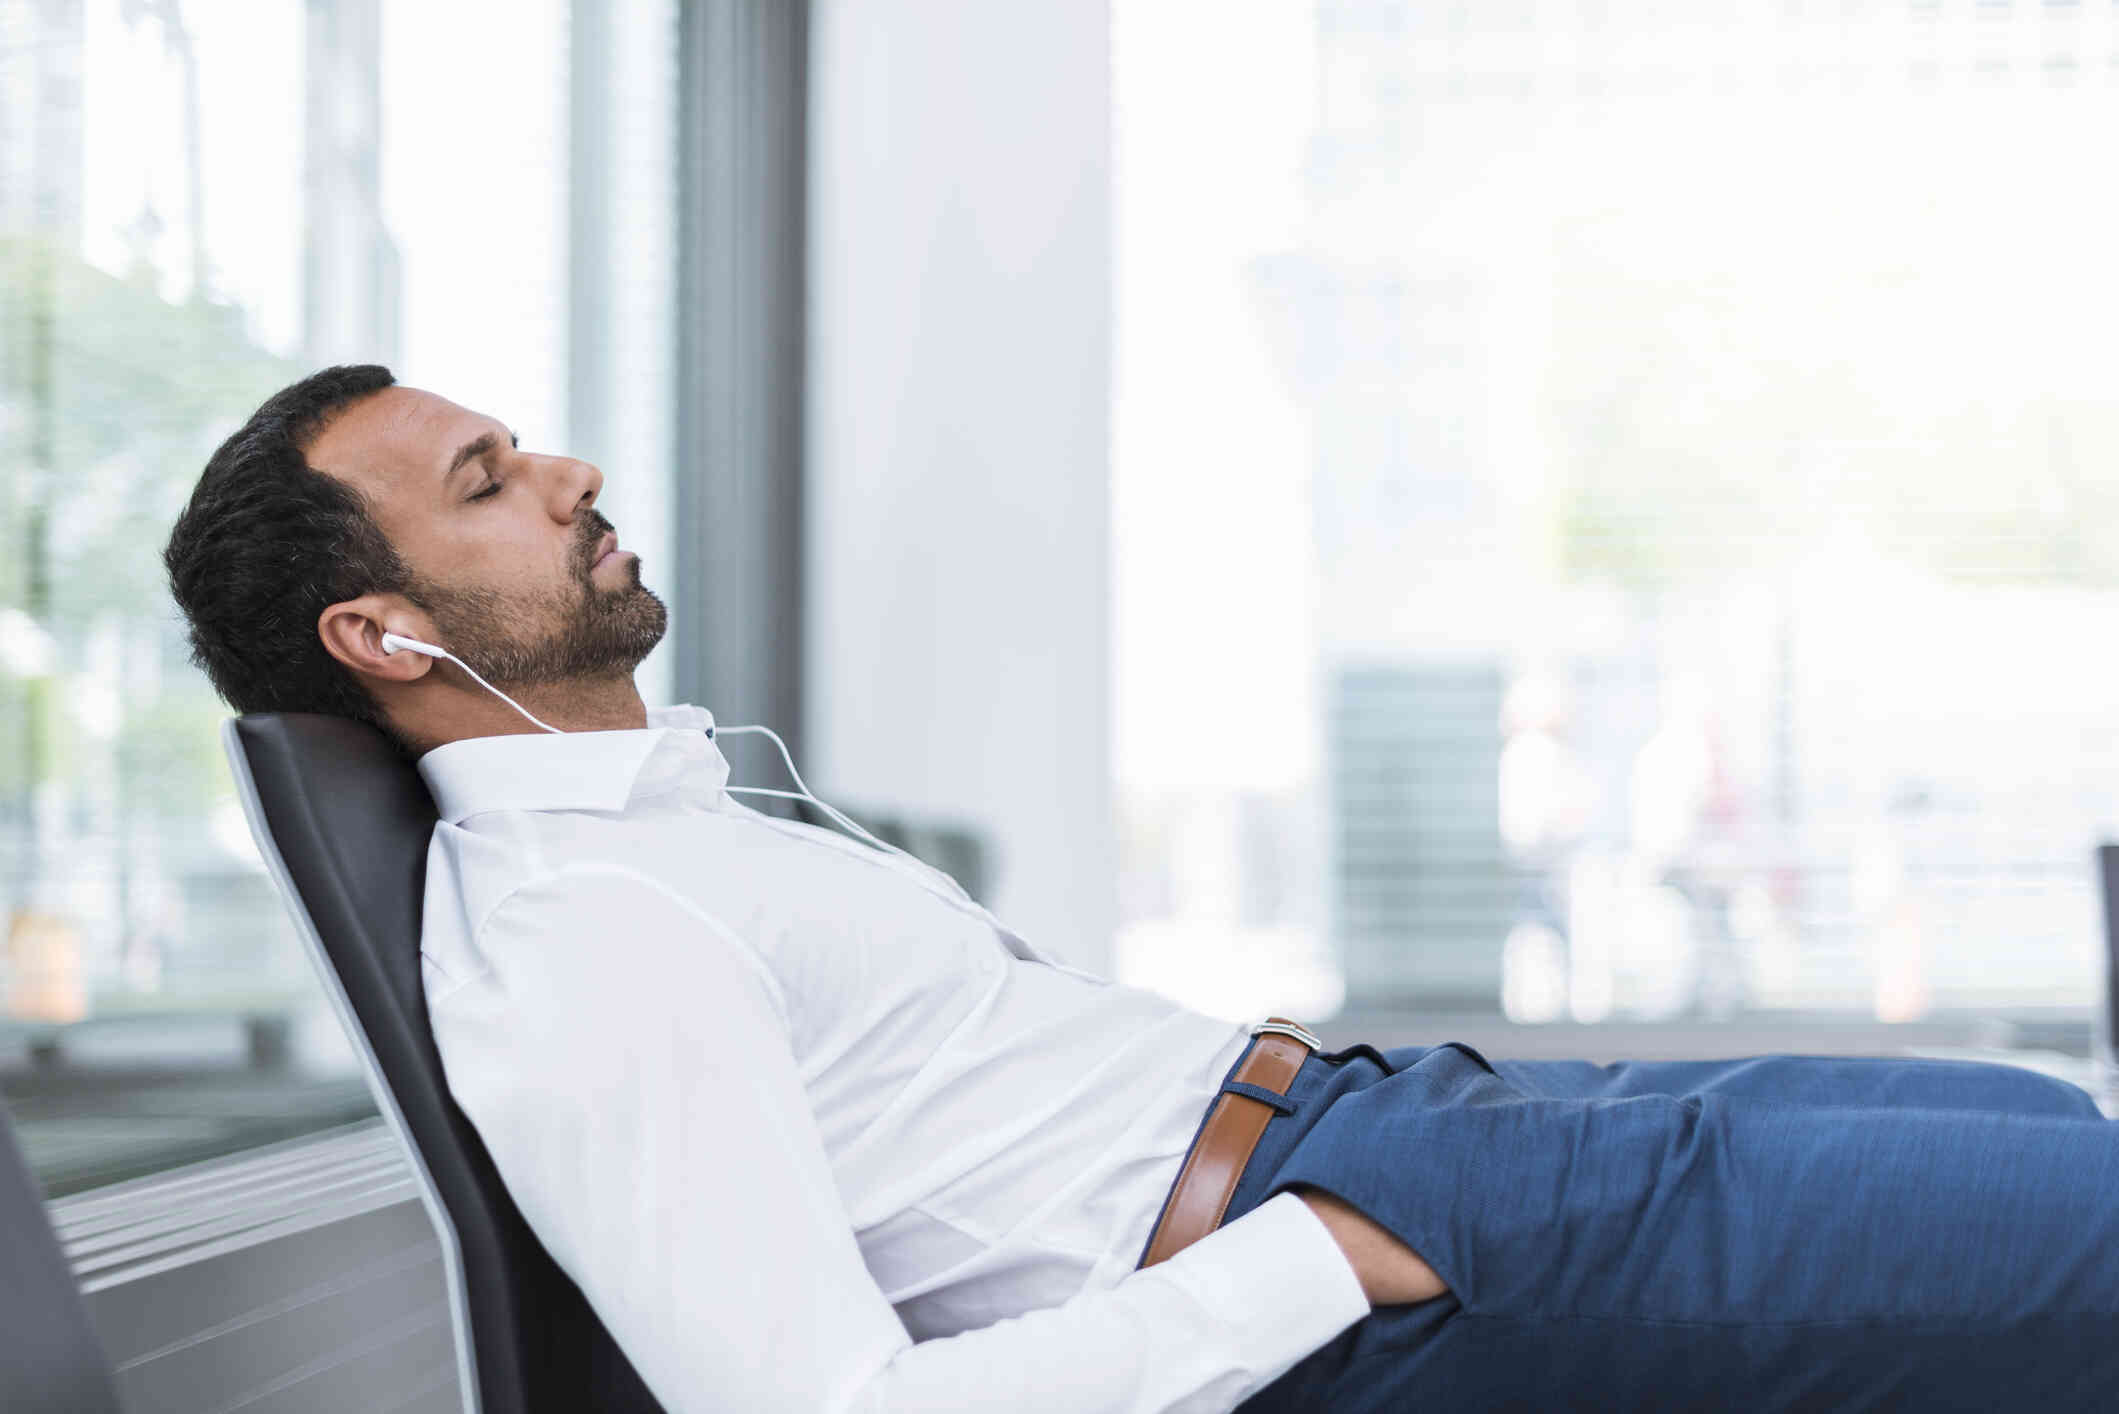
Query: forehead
305 385 494 502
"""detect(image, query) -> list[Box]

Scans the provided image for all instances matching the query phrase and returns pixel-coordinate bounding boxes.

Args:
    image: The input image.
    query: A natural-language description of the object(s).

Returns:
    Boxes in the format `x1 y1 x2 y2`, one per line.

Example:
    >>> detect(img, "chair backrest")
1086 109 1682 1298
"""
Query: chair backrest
223 713 666 1414
0 1103 122 1414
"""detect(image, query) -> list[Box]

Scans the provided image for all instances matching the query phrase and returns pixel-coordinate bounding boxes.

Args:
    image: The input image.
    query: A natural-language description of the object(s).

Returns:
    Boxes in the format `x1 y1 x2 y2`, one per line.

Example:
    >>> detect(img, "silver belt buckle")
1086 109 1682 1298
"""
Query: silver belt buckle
1249 1018 1322 1052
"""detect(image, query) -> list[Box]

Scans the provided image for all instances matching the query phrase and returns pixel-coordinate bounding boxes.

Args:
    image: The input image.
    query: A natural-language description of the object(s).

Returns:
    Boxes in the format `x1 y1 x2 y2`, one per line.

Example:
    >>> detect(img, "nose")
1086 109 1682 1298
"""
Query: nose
547 454 602 521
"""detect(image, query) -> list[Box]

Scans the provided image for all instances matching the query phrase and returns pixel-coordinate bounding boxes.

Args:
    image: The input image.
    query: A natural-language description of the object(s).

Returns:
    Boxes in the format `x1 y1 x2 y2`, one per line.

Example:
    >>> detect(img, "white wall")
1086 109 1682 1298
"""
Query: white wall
806 0 1115 973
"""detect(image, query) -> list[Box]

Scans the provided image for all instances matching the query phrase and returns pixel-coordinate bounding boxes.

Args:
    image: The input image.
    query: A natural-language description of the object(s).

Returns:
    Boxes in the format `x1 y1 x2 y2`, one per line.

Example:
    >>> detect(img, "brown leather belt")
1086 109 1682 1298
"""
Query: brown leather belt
1138 1016 1322 1268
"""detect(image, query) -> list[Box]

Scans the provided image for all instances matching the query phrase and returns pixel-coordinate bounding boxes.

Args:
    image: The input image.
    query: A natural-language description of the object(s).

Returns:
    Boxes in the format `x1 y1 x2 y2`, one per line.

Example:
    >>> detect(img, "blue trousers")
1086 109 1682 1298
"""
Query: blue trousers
1215 1039 2118 1412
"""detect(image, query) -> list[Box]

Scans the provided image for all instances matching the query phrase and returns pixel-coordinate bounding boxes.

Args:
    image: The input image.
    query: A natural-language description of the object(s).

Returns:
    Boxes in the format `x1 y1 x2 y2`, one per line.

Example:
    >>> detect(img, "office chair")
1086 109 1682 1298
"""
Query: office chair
224 713 668 1414
0 1102 123 1413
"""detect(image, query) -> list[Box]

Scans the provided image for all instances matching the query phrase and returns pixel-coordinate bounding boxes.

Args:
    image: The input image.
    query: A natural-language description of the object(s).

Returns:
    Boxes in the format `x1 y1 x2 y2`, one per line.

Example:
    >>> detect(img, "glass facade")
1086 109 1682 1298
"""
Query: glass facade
0 0 675 1197
1114 0 2119 1026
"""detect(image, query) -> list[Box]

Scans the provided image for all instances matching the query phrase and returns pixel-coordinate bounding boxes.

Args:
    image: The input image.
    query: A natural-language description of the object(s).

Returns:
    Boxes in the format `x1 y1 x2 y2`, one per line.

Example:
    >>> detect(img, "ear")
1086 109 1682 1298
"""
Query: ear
318 595 435 682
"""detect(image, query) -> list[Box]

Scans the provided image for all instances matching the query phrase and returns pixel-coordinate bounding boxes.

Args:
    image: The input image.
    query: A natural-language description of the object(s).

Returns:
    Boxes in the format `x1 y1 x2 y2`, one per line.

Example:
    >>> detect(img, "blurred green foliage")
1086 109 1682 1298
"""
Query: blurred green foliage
0 231 302 811
1542 264 2119 590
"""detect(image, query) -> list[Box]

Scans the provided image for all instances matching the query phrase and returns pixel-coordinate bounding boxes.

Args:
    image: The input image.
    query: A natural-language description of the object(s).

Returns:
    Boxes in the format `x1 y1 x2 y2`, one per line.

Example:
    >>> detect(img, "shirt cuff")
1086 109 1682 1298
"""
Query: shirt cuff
1154 1188 1373 1385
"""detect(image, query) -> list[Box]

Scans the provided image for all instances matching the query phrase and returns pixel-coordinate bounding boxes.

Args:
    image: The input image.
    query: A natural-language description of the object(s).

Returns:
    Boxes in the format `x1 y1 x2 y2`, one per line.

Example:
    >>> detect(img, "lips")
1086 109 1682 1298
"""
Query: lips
593 531 618 566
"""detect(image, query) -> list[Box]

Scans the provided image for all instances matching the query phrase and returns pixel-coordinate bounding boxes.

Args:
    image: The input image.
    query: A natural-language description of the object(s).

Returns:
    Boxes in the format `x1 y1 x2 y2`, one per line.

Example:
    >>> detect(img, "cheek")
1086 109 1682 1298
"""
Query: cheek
429 512 582 594
480 522 568 577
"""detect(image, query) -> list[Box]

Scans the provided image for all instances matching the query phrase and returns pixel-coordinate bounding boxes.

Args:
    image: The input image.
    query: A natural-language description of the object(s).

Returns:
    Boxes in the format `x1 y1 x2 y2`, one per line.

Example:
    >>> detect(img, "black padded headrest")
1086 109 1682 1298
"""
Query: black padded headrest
228 713 665 1414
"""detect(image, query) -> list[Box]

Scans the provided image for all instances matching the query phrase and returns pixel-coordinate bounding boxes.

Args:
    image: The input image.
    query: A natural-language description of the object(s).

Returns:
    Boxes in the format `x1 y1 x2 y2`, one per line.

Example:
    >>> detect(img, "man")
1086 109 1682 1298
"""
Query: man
165 366 2119 1412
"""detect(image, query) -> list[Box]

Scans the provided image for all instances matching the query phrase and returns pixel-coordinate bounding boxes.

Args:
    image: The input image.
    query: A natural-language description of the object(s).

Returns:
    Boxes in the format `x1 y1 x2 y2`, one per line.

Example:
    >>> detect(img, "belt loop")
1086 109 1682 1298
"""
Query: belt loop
1219 1079 1298 1114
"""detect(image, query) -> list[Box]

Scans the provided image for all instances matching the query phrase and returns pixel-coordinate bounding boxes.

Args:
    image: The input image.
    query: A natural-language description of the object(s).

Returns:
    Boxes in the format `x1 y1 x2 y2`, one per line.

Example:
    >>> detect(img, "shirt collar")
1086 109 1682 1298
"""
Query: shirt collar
416 702 730 824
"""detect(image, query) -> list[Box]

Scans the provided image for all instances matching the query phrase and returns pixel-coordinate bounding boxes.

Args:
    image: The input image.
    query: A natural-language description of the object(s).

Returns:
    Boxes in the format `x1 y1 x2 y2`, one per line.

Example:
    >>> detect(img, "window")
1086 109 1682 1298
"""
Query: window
0 0 675 1197
1113 0 2119 1029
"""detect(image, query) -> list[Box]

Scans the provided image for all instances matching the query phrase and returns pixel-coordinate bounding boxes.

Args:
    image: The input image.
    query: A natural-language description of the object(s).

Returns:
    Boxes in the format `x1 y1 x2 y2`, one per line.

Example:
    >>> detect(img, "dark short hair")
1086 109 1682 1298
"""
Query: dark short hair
163 364 419 756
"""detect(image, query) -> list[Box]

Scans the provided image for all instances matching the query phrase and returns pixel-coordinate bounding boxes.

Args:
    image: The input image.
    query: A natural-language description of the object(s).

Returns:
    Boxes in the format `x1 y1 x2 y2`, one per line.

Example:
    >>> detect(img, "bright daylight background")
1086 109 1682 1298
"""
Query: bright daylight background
6 4 2118 1404
6 0 2119 1210
1111 0 2119 1035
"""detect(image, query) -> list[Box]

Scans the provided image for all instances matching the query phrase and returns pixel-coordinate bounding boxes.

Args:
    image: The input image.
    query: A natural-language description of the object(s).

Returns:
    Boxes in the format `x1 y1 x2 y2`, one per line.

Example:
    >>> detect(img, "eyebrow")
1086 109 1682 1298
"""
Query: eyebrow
443 425 520 485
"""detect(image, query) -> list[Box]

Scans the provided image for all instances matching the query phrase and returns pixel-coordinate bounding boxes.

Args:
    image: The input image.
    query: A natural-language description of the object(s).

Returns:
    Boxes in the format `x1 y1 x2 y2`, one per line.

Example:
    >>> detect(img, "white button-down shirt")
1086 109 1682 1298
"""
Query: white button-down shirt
416 704 1369 1413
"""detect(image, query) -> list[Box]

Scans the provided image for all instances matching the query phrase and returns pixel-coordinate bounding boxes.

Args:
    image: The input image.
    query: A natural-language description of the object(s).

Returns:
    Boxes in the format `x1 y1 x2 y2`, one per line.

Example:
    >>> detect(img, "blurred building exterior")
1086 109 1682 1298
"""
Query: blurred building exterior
1329 664 1511 1006
1115 0 2119 1022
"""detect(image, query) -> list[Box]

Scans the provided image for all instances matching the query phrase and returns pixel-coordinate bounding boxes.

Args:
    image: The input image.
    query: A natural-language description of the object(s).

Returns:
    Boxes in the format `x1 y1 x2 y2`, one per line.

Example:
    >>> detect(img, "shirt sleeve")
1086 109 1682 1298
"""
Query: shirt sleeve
427 860 1370 1414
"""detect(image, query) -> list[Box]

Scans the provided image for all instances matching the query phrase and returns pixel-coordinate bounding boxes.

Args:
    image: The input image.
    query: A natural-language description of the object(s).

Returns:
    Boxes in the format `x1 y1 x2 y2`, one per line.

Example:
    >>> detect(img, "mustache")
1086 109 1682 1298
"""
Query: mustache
578 511 617 570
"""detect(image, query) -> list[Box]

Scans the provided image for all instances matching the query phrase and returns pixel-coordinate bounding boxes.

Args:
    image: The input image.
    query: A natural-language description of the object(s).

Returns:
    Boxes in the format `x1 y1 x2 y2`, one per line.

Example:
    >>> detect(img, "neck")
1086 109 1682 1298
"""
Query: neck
400 671 649 752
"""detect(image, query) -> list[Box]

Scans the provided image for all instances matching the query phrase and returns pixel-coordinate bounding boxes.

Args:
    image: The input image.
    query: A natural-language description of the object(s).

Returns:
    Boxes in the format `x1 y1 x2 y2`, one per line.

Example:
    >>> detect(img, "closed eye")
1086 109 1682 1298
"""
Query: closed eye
464 430 518 502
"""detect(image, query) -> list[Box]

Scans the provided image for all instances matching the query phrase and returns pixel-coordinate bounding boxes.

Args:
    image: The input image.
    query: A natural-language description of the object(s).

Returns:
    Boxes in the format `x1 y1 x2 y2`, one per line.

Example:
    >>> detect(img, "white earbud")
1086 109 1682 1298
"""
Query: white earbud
379 630 564 735
380 631 443 658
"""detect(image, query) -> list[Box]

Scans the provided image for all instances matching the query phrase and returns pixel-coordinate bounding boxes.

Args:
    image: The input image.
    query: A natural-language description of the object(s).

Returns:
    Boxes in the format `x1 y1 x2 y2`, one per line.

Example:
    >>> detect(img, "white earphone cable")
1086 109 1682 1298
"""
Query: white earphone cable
383 633 567 735
716 723 949 883
385 631 956 891
718 725 975 902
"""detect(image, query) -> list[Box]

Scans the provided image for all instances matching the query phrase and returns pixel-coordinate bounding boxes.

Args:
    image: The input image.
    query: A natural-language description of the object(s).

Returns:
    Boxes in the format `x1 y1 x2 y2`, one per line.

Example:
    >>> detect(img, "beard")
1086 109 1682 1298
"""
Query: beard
405 512 668 687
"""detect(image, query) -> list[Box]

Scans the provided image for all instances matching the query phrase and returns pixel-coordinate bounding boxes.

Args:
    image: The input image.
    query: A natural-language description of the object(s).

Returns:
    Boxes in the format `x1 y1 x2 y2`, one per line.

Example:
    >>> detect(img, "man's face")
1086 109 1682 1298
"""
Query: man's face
308 385 667 687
